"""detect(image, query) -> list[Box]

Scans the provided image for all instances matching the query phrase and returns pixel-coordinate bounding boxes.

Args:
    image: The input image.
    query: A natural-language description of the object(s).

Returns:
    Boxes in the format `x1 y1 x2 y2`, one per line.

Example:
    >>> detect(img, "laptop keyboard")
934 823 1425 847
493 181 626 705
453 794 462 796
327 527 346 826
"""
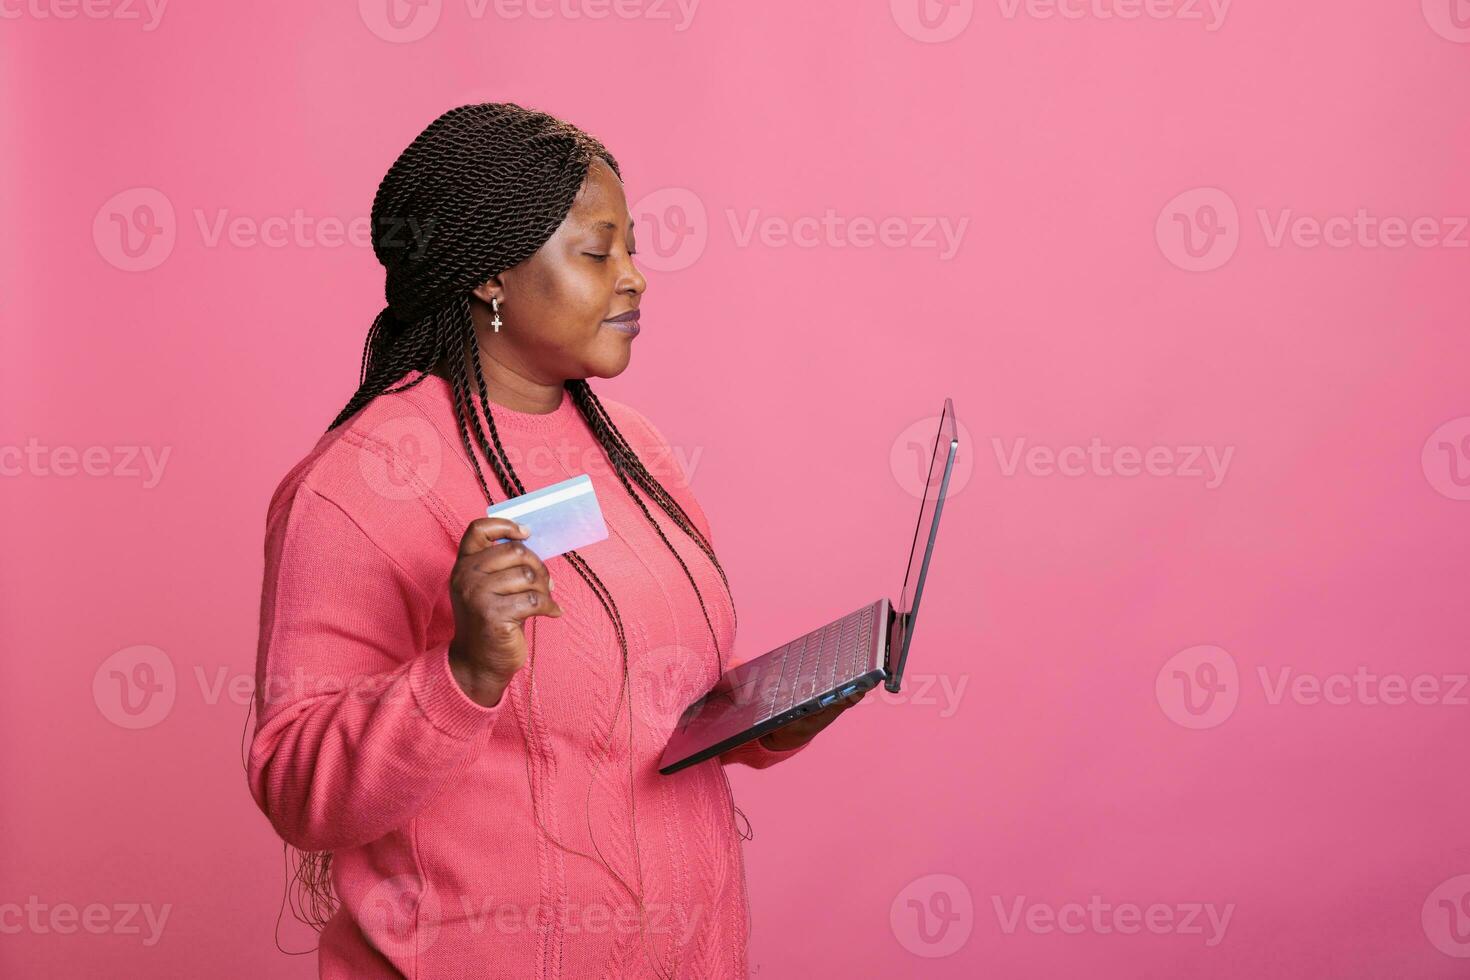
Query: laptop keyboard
760 604 876 721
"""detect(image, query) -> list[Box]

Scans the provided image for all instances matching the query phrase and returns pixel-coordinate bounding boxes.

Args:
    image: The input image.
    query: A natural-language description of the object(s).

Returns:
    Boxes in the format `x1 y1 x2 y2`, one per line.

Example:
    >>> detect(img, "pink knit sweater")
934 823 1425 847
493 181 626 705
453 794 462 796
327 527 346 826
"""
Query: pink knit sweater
248 369 808 979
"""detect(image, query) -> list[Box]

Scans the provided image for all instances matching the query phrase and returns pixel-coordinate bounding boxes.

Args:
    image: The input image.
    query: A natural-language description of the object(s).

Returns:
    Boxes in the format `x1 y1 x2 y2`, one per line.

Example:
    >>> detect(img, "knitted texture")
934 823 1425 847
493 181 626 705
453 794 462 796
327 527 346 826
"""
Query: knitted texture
249 370 807 979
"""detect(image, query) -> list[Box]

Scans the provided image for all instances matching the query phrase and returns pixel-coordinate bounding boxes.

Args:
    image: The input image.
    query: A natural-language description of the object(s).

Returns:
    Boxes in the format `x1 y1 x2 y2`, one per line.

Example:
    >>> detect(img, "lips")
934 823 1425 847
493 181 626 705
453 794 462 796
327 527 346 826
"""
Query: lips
604 309 640 337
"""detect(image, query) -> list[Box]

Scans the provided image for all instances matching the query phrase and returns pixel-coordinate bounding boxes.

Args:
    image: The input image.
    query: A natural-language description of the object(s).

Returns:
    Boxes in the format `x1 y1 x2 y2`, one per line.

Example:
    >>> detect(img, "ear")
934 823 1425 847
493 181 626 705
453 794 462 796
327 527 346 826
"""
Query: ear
470 276 503 306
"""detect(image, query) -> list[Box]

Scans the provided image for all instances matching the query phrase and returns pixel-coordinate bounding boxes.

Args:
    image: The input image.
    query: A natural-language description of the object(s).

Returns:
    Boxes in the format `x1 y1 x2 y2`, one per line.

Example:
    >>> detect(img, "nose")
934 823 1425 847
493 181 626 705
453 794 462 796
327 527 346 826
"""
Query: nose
618 252 646 297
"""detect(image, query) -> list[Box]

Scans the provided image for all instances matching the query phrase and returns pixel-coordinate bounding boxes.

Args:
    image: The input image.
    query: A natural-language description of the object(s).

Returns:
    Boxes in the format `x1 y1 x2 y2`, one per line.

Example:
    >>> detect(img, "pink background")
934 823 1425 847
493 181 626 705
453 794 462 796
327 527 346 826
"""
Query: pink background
4 1 1469 976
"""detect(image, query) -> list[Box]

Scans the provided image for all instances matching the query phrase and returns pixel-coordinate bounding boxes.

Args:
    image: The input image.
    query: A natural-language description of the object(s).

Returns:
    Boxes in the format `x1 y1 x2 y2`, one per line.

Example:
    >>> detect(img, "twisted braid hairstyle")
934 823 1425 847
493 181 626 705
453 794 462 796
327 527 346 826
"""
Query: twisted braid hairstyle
285 103 742 975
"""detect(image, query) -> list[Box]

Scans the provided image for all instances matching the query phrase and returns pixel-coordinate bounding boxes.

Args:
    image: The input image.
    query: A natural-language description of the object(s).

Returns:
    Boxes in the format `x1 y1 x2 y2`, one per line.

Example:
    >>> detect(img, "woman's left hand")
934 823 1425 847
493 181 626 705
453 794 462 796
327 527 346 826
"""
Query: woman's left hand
757 688 869 751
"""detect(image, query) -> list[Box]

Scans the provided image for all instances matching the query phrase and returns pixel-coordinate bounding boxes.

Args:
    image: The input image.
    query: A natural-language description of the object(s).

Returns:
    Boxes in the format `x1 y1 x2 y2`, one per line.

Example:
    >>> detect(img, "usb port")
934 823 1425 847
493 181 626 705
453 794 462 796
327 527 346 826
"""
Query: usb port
817 692 839 708
839 683 859 698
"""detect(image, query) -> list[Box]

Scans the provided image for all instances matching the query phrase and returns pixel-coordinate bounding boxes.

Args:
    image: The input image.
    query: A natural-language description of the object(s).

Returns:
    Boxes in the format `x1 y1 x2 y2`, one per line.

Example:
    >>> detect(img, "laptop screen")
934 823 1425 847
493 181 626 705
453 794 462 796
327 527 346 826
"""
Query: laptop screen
889 397 959 691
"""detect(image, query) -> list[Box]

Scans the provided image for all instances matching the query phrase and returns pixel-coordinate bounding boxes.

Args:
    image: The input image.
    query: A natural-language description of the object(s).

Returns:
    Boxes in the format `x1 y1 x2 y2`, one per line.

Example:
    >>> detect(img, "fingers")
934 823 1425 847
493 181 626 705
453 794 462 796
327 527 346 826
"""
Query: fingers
498 588 564 623
480 563 549 597
458 517 530 558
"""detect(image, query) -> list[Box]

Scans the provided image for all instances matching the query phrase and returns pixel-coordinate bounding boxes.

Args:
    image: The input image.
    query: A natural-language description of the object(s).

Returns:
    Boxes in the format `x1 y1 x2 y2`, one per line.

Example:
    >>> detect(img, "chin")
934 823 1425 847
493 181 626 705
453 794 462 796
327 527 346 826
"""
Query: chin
583 346 633 380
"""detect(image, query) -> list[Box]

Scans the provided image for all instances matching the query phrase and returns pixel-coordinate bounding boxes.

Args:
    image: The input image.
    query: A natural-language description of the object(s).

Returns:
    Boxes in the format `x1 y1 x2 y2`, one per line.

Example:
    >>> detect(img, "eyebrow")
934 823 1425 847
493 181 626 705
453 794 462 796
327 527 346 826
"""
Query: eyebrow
587 219 635 232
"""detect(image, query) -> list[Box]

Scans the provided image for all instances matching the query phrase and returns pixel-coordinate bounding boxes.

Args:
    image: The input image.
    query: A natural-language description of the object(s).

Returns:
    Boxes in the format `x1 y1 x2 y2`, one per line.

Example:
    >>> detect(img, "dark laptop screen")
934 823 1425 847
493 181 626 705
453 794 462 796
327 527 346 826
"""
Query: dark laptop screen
890 398 959 690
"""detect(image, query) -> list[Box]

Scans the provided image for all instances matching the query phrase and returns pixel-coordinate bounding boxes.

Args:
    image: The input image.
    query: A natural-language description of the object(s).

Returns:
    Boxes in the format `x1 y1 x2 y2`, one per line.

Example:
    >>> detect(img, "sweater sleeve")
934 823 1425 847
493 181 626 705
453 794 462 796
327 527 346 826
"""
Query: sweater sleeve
247 484 502 852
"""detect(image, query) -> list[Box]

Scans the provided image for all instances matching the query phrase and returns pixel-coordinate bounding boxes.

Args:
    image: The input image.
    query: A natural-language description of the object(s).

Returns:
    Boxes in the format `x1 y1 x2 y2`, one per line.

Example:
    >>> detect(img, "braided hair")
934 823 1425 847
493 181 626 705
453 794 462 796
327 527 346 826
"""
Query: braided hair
288 103 742 976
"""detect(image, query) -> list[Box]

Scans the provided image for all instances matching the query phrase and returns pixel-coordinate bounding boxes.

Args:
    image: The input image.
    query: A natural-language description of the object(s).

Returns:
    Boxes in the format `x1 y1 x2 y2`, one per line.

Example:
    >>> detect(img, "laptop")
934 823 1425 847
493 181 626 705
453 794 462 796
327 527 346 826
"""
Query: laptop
658 398 960 775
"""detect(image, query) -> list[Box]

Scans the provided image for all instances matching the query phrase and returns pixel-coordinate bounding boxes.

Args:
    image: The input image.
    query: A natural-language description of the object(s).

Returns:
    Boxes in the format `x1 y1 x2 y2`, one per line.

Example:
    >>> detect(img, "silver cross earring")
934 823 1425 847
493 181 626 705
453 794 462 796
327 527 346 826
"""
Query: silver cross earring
491 296 502 333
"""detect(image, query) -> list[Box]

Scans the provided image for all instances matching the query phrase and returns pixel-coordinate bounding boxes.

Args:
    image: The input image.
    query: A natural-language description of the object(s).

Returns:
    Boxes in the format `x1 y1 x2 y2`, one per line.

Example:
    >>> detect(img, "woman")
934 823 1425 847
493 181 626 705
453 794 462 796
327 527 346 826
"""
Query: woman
247 102 865 979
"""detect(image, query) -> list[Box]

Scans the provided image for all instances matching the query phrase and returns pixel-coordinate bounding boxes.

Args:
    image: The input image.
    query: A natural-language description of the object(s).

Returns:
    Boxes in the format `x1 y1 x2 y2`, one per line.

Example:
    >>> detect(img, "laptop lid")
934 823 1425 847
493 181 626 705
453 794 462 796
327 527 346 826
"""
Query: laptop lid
886 397 960 693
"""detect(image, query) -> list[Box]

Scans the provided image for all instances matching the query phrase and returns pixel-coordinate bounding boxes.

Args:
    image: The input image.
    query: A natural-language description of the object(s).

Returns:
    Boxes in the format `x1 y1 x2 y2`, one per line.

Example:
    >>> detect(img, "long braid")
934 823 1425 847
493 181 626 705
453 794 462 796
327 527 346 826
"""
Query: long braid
281 103 746 978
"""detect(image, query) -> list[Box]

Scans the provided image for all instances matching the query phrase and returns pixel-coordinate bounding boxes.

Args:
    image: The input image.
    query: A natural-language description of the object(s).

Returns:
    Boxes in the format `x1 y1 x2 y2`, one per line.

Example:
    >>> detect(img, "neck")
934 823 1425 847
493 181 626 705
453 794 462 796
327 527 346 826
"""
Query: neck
432 347 566 415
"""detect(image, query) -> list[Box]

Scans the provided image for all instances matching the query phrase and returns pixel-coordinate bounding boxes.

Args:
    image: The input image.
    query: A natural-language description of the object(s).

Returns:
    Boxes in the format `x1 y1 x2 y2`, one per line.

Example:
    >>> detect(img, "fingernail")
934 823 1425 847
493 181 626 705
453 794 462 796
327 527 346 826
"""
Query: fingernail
516 523 529 535
548 576 554 592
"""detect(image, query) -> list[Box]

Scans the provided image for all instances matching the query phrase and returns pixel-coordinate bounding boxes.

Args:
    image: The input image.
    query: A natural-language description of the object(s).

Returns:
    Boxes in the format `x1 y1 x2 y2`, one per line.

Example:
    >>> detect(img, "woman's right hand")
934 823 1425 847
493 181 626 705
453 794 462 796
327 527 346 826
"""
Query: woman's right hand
447 517 564 707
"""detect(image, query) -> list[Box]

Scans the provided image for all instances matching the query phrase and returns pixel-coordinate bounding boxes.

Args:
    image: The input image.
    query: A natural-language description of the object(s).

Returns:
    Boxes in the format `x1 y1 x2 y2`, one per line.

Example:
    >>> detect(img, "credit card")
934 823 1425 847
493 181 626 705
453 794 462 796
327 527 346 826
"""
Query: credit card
485 473 608 561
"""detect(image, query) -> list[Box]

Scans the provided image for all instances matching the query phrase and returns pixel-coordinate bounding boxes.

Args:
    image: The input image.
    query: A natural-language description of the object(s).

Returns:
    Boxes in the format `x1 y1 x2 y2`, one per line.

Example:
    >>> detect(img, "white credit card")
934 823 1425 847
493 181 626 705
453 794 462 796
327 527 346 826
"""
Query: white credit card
485 473 608 561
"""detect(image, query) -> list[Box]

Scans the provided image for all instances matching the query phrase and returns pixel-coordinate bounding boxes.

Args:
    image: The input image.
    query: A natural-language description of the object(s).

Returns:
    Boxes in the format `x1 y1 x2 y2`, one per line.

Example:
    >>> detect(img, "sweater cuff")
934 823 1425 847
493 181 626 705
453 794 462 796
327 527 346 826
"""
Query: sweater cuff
409 641 503 740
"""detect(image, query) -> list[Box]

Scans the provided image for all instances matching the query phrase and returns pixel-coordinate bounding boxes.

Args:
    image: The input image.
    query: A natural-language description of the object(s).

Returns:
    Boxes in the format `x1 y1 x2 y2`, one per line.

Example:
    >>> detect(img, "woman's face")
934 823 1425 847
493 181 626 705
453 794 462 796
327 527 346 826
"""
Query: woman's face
473 156 645 382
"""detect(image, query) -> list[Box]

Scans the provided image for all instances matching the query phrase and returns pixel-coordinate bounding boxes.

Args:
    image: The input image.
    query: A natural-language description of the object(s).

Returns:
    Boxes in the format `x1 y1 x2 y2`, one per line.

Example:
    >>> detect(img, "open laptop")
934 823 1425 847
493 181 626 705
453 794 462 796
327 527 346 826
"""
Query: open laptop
658 398 960 775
